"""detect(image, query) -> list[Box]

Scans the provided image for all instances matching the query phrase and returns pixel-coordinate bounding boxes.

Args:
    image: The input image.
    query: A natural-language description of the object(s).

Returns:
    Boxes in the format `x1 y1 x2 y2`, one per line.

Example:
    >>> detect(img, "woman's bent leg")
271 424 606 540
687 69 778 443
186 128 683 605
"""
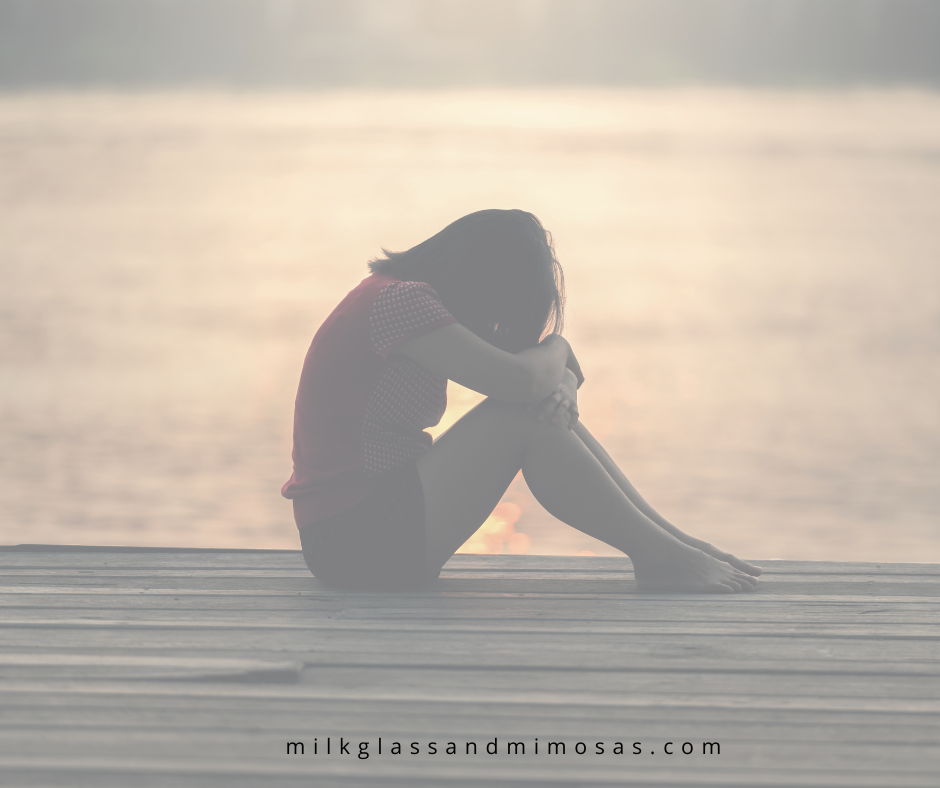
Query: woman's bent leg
571 422 761 577
416 398 758 592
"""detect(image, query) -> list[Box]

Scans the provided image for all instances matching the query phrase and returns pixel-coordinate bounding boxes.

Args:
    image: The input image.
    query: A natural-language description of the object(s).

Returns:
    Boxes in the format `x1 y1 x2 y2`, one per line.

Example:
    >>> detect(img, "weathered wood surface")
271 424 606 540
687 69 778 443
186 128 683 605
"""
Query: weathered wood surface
0 547 938 787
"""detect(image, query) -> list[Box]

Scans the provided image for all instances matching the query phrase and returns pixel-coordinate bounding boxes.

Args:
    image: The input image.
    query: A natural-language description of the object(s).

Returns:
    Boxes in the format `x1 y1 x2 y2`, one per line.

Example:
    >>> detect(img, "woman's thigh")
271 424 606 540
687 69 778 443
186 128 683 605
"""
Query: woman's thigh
416 397 540 571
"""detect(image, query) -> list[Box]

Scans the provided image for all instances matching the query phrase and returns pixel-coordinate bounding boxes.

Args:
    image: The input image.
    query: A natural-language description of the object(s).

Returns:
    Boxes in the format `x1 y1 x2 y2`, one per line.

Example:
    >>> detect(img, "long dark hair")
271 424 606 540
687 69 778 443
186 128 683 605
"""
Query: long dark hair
368 209 565 354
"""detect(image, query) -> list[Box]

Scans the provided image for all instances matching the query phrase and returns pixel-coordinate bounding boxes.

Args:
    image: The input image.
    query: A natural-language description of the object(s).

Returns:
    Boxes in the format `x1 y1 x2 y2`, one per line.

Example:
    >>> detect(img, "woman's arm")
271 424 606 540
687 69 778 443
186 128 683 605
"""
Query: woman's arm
391 323 571 405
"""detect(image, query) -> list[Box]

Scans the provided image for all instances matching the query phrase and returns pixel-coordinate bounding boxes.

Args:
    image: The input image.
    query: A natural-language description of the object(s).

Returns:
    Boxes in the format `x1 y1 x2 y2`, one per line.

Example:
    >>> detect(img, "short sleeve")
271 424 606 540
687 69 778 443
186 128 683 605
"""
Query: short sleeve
369 281 458 359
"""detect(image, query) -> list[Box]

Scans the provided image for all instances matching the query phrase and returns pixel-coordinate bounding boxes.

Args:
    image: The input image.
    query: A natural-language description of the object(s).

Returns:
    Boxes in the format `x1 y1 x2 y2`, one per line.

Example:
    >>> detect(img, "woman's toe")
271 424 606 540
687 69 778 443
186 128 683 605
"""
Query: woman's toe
707 582 735 593
734 573 758 588
725 554 762 576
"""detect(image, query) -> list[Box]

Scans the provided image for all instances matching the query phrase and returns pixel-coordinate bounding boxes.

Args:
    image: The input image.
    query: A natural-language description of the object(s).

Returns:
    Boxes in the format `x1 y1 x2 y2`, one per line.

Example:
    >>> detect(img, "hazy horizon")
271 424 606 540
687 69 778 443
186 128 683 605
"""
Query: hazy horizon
2 0 940 89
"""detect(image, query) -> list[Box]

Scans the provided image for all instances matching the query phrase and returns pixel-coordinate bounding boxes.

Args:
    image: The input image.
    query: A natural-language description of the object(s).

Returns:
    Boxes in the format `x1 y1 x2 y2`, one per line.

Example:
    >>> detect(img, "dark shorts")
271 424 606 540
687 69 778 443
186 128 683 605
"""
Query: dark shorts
298 461 436 591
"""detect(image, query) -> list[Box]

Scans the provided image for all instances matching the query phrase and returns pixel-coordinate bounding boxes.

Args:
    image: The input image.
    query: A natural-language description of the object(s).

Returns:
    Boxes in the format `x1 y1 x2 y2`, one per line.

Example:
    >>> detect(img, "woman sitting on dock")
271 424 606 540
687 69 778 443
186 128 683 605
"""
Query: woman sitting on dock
282 209 761 592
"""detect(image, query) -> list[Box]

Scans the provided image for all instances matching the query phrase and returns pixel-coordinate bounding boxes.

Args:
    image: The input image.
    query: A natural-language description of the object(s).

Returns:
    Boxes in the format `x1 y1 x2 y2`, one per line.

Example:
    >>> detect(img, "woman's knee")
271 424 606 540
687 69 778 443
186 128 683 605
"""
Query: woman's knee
479 397 571 436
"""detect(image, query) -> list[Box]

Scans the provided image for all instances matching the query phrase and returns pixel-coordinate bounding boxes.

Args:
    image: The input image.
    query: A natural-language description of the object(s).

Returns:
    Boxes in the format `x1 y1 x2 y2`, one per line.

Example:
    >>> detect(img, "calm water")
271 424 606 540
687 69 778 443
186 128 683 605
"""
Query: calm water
1 89 938 560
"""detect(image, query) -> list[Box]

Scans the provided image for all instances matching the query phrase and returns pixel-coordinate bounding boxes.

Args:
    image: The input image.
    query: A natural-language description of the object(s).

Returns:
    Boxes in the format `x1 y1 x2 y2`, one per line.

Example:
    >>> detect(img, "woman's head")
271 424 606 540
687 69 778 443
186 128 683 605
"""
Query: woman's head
368 209 565 353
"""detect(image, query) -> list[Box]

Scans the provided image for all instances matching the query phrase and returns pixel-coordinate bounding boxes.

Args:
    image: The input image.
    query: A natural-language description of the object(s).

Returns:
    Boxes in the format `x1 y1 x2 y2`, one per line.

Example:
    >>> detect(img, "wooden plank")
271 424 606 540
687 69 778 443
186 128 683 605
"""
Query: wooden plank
4 697 933 731
16 693 898 730
1 711 925 744
0 654 301 682
1 588 938 612
2 576 939 596
2 635 938 677
1 608 938 631
3 550 939 576
3 616 940 640
2 656 937 681
2 620 938 653
4 667 940 702
444 557 940 576
3 577 939 600
2 685 939 720
2 595 938 622
11 704 940 744
5 570 940 591
2 693 937 727
6 669 940 707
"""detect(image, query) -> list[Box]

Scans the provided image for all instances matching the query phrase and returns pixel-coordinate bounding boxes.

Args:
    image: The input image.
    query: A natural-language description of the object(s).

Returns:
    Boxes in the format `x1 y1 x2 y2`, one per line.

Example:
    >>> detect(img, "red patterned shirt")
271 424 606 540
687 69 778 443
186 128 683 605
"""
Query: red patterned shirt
282 272 458 528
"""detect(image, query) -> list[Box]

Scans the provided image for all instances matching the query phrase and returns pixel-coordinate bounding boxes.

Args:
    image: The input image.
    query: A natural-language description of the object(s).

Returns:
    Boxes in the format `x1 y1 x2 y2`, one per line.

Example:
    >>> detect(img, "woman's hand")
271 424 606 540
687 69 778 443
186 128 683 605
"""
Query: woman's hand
538 334 585 390
525 367 580 428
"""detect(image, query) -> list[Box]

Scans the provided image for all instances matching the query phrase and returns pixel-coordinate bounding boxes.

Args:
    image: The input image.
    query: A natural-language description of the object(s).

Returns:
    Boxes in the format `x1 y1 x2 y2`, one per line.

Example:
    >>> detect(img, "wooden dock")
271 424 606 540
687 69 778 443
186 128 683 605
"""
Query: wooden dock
1 546 938 787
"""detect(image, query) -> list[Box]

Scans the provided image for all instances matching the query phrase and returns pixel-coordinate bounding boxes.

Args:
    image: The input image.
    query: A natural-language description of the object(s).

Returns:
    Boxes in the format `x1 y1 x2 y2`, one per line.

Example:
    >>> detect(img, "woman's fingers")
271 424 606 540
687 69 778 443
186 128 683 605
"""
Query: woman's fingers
537 391 563 421
566 402 581 428
531 384 579 427
551 395 579 428
550 399 570 424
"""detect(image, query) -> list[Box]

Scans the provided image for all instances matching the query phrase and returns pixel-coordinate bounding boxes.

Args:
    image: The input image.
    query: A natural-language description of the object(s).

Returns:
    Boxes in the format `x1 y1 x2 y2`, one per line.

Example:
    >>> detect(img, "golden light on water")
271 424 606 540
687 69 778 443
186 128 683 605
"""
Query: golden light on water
456 502 530 555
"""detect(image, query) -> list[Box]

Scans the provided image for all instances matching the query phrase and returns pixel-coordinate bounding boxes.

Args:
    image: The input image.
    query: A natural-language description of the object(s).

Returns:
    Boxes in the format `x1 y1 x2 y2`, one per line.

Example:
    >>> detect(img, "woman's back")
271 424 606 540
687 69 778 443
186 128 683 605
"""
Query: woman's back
281 272 456 529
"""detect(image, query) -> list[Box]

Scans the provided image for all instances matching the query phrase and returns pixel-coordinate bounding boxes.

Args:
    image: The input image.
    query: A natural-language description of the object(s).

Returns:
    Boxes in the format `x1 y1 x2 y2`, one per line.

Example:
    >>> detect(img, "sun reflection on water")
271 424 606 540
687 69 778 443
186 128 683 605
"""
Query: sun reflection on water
456 502 531 555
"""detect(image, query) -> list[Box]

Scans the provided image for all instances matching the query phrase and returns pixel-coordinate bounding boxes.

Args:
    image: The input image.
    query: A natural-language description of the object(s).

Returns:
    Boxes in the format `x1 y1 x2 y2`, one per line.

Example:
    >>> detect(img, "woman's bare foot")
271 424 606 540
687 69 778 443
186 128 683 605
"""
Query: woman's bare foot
631 537 760 593
679 537 762 577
